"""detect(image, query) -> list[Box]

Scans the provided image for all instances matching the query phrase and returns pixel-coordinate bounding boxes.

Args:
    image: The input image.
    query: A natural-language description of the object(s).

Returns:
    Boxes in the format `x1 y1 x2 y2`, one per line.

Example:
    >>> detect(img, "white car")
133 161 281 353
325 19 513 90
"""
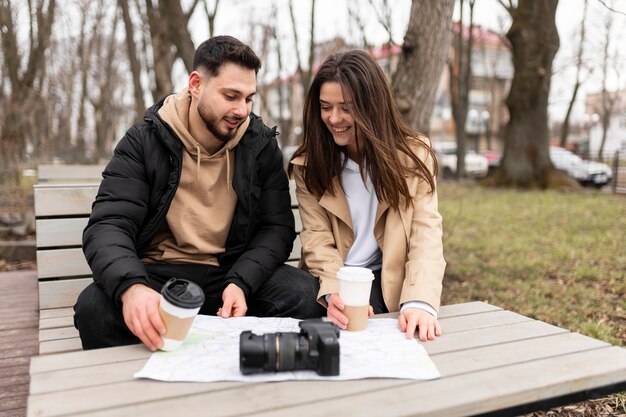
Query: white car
432 142 489 178
549 146 613 188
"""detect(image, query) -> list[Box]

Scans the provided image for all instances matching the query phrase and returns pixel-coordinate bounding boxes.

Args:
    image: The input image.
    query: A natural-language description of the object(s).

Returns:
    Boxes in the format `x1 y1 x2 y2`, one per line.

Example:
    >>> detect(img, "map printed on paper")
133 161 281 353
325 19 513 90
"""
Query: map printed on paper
134 315 441 382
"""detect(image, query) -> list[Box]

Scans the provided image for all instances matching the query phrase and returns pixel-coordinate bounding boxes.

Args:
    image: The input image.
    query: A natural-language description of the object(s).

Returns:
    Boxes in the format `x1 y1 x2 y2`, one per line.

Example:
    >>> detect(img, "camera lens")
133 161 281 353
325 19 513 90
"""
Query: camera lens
239 331 311 374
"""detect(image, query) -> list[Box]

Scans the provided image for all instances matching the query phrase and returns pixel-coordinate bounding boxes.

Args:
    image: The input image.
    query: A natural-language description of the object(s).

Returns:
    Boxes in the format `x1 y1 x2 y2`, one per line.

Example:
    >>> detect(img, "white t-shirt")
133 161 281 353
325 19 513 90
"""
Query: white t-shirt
339 157 436 317
341 157 382 268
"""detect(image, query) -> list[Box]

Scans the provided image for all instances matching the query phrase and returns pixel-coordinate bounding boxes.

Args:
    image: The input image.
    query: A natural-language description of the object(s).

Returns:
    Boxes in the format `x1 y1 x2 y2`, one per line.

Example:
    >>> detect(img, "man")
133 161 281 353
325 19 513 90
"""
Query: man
74 36 324 351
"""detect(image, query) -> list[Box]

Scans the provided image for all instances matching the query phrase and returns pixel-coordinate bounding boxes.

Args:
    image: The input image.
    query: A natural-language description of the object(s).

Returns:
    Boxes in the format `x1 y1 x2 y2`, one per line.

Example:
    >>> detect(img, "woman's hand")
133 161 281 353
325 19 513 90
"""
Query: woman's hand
327 293 374 330
398 307 442 341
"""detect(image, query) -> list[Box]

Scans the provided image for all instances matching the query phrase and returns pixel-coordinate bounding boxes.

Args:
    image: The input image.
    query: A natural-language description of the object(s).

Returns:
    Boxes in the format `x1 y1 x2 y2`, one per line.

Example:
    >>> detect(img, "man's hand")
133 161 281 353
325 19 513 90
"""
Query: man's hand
120 284 165 351
327 293 374 330
398 307 442 341
218 283 247 318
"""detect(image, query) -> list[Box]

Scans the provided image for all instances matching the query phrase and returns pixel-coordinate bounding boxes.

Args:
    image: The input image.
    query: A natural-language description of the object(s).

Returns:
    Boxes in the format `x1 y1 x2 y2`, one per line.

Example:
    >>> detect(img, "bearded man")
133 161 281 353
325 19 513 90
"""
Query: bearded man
74 36 324 350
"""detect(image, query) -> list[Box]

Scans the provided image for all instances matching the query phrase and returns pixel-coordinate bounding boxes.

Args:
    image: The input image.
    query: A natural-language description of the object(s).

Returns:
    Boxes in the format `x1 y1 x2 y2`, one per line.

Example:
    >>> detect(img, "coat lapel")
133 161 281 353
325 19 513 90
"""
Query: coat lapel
319 176 353 231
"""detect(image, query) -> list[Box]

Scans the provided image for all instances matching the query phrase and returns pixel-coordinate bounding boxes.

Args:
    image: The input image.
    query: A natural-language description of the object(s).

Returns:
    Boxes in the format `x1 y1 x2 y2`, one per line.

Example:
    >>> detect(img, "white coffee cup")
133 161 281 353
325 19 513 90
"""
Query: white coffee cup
158 278 204 351
336 267 374 331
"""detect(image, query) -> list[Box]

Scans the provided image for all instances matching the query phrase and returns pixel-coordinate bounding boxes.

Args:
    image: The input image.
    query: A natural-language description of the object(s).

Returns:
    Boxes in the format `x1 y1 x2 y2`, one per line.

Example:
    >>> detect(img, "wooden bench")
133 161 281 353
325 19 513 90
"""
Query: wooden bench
34 181 302 355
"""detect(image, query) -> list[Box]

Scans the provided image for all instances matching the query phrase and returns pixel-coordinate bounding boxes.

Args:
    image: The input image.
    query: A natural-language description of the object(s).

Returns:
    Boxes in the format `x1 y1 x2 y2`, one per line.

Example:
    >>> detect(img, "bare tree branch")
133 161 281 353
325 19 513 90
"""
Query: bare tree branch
496 0 514 15
306 0 316 86
288 0 303 76
560 0 588 147
186 0 201 22
347 0 370 49
119 0 145 119
367 0 394 45
202 0 220 37
0 0 22 87
596 0 626 16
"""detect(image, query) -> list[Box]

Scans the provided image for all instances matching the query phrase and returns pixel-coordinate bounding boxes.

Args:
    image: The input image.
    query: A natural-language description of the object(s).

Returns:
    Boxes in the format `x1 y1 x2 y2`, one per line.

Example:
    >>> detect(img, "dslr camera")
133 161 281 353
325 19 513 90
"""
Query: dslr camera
239 319 340 376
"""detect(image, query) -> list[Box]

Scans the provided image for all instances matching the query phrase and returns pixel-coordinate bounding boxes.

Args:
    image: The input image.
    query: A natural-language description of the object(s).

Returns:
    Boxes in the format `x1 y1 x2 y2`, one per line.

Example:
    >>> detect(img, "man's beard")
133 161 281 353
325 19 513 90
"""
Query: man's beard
198 104 242 143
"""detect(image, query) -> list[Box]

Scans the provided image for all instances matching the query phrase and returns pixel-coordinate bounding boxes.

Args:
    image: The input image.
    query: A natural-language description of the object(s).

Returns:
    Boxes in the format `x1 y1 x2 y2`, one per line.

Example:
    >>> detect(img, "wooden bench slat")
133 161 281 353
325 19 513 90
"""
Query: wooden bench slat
38 278 92 310
37 165 105 183
29 344 153 374
39 307 74 320
36 249 91 279
34 185 98 217
39 326 79 342
289 180 296 205
425 319 567 355
40 315 74 330
293 209 301 233
288 236 301 261
38 338 84 356
36 218 89 248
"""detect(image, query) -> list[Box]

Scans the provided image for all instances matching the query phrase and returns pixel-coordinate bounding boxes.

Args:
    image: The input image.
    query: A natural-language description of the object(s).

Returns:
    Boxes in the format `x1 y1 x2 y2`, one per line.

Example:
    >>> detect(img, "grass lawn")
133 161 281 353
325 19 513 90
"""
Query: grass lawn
438 182 625 346
438 182 626 415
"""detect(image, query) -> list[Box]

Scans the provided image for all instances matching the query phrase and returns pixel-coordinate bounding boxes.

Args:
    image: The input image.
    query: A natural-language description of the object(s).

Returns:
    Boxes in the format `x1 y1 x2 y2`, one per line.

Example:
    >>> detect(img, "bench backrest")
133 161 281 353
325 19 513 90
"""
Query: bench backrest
34 181 301 310
37 164 107 183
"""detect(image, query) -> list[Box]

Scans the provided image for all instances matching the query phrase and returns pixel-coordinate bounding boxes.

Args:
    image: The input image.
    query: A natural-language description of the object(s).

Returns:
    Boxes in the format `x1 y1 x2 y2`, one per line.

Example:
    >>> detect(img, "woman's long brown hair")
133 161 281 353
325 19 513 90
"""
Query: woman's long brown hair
289 50 437 210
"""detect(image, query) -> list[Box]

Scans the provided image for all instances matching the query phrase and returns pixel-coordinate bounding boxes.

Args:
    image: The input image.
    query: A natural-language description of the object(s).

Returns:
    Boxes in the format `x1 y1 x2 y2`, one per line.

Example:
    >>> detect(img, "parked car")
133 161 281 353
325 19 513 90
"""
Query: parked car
479 150 502 175
549 146 613 188
432 142 489 178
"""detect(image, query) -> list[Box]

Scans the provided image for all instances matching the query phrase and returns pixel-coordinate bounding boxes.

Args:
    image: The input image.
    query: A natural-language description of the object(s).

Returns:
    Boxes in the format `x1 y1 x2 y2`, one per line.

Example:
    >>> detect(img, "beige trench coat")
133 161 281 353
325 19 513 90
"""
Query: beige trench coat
291 145 446 313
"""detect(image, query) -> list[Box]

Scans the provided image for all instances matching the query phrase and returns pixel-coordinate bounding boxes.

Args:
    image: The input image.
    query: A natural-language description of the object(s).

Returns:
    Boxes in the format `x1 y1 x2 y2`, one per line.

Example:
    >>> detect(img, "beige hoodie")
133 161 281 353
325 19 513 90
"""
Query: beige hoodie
142 89 250 266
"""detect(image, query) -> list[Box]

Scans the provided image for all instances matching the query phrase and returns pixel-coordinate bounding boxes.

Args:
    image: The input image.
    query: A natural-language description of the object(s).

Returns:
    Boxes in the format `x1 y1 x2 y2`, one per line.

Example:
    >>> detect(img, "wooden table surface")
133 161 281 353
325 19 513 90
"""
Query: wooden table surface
27 301 626 417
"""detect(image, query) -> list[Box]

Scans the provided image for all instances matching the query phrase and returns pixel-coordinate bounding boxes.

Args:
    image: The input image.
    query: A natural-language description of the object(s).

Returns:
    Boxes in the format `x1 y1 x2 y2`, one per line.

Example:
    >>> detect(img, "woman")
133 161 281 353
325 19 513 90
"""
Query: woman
289 50 446 341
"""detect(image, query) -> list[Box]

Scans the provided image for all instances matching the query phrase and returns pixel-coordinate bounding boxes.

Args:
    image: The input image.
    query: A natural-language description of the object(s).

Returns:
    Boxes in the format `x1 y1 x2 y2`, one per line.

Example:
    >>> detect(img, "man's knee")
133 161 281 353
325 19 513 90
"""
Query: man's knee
74 282 136 349
74 283 110 327
254 265 325 319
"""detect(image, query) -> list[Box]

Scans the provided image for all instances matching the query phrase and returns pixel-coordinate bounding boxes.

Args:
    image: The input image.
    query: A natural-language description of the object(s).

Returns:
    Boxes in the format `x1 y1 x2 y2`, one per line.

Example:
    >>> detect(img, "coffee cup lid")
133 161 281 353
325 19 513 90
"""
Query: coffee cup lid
336 266 375 282
161 278 205 308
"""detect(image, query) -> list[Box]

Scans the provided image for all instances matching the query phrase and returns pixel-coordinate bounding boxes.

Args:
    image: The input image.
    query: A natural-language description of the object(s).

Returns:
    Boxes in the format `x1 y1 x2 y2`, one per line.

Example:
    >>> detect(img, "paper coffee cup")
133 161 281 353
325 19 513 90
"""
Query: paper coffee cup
337 267 374 331
159 278 205 351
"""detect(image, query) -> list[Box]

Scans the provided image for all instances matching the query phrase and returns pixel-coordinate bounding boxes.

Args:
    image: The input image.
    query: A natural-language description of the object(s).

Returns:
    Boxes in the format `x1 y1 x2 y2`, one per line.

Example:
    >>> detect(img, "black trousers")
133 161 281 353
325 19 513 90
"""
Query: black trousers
74 264 326 350
370 268 389 315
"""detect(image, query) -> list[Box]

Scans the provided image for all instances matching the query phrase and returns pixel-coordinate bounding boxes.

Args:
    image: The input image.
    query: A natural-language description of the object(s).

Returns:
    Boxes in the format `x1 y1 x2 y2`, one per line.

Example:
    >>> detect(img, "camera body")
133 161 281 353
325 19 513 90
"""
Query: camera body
239 319 340 376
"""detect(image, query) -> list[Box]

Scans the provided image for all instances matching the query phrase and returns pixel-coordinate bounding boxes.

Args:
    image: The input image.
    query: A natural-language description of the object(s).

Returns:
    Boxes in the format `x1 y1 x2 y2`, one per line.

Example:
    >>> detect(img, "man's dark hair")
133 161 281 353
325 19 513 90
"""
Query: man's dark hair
193 36 261 76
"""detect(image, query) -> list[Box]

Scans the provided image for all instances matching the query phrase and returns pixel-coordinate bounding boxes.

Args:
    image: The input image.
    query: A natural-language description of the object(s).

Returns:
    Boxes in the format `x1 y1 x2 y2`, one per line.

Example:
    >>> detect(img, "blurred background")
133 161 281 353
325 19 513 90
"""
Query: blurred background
0 0 625 188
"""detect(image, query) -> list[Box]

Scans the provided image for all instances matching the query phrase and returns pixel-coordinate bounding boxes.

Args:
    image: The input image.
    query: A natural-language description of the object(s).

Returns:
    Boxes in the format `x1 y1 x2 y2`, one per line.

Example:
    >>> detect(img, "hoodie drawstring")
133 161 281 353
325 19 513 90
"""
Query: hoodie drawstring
226 148 231 190
195 143 201 181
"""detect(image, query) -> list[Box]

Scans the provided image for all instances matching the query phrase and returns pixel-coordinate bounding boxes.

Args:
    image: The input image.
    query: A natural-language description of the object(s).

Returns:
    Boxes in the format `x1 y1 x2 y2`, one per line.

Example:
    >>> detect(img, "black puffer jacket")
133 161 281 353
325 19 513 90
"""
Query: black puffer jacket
83 100 295 303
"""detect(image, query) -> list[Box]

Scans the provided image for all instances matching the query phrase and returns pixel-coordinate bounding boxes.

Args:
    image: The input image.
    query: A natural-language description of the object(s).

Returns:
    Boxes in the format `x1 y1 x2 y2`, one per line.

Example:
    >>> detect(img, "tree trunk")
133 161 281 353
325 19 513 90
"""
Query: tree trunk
288 0 316 93
497 0 560 187
559 0 587 148
559 81 580 148
0 0 56 179
451 0 475 180
92 7 120 161
159 0 195 73
392 0 455 134
597 10 614 161
146 0 175 100
119 0 146 121
598 110 610 161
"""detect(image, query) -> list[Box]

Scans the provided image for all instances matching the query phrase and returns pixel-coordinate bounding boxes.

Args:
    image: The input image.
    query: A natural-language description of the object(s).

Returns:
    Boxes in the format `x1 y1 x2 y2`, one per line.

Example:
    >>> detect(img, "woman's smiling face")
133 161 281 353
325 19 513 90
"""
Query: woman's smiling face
319 81 359 160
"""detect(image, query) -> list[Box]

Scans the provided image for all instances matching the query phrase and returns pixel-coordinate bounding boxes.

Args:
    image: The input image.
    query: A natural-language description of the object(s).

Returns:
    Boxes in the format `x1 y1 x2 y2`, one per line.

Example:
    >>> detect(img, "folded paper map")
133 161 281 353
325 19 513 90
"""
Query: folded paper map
135 315 440 382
